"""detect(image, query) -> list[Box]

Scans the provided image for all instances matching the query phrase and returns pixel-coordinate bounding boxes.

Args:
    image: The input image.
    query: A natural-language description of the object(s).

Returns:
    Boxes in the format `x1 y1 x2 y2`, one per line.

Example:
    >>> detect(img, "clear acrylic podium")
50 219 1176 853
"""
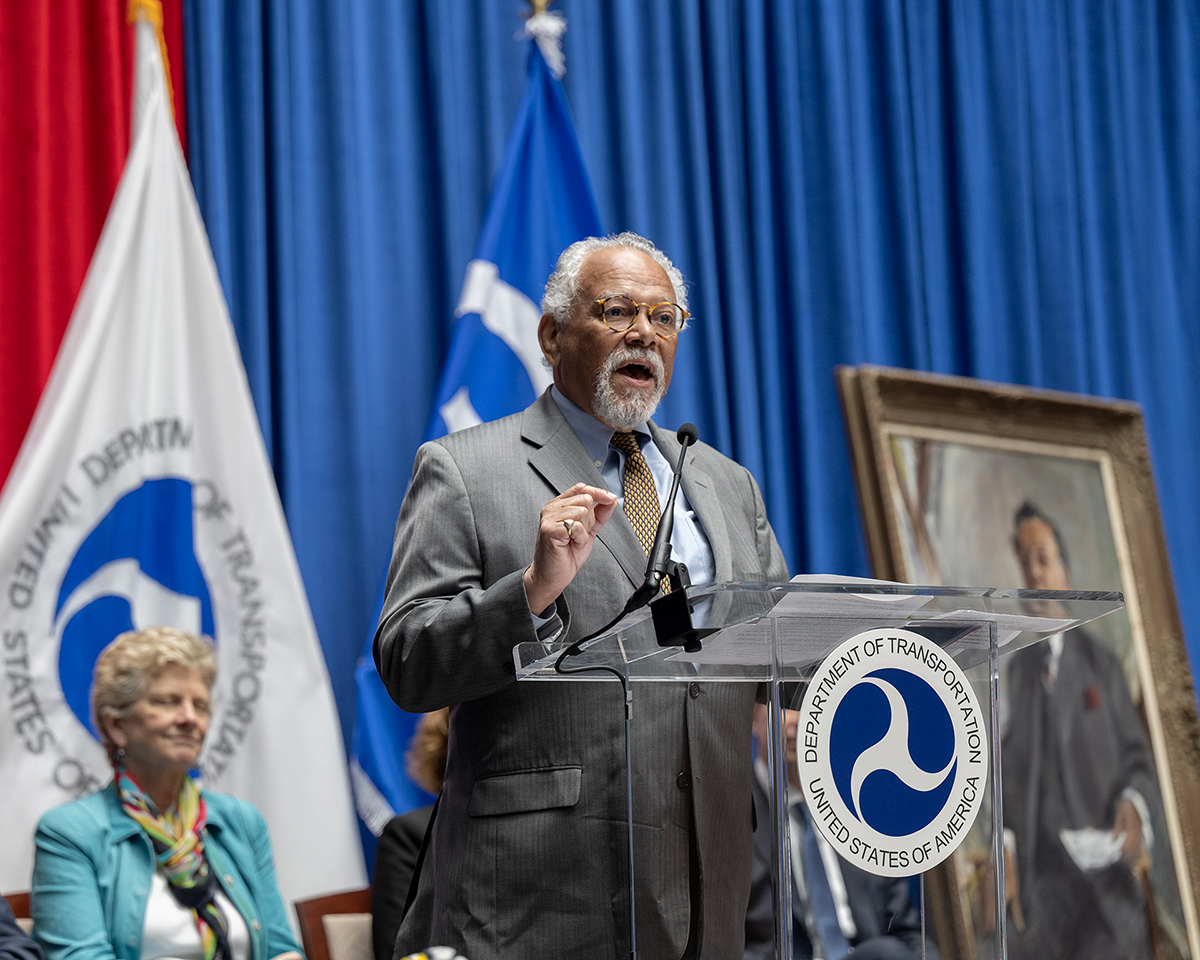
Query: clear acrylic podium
515 580 1124 960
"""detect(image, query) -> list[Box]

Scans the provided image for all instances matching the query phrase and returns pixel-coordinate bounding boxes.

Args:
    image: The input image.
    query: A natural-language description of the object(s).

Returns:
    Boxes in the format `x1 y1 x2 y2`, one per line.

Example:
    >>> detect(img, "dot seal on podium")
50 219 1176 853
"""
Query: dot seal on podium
797 627 988 876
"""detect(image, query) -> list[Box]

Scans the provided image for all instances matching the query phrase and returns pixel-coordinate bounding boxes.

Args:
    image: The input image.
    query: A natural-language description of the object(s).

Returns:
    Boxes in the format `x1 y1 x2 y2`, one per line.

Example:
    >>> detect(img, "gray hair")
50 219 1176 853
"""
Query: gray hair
541 232 689 326
92 626 217 760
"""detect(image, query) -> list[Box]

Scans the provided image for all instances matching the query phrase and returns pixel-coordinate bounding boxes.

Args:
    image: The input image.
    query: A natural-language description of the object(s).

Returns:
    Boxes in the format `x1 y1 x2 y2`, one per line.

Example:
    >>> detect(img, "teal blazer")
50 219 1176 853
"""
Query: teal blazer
32 783 302 960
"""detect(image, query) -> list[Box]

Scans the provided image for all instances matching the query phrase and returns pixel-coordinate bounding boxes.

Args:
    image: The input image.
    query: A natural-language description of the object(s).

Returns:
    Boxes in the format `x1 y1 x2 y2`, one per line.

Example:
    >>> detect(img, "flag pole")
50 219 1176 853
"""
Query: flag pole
508 15 636 953
125 0 176 122
522 0 567 79
352 3 610 947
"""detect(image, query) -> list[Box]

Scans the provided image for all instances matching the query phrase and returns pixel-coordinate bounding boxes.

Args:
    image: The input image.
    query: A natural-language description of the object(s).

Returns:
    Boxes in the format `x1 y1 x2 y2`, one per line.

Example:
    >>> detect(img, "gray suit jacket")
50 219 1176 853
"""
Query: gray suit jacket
375 389 788 960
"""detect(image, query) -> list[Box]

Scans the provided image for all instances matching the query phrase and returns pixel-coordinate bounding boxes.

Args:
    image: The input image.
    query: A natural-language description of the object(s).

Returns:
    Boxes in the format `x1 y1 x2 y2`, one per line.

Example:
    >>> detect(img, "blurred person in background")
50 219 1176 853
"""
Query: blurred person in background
745 704 937 960
0 897 41 960
372 709 449 960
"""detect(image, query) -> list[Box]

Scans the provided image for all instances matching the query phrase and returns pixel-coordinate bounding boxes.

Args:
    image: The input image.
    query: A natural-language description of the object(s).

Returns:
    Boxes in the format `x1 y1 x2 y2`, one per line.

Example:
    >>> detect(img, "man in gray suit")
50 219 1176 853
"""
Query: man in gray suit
375 232 788 960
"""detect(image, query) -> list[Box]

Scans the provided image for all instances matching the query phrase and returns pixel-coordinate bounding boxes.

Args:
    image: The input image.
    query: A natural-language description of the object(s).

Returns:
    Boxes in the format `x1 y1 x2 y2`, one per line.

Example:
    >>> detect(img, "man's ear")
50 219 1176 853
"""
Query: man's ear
538 312 561 366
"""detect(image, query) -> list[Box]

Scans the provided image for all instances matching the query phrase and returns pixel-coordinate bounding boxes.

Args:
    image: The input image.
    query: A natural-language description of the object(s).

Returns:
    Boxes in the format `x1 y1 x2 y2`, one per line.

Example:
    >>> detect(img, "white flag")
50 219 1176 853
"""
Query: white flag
0 16 365 902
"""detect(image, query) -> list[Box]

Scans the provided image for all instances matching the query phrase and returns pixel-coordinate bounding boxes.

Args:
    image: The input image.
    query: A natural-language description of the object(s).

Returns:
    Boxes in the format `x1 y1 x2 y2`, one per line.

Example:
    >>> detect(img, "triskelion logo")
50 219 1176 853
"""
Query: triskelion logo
797 628 987 876
54 478 215 738
5 419 273 799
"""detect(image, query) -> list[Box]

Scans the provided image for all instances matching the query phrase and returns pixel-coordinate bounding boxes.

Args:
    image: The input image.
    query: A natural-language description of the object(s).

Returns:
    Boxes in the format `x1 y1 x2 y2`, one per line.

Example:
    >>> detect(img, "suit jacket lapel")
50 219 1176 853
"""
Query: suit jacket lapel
523 390 646 587
523 391 602 492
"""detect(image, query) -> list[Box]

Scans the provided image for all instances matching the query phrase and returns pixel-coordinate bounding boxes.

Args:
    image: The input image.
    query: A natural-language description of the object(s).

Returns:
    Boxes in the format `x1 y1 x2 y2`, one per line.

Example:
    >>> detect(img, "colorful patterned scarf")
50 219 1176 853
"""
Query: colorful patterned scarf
116 767 231 960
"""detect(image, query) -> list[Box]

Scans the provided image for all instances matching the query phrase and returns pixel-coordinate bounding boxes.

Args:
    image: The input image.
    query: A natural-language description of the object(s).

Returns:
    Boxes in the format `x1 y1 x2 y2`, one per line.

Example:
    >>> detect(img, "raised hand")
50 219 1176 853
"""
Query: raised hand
523 483 617 615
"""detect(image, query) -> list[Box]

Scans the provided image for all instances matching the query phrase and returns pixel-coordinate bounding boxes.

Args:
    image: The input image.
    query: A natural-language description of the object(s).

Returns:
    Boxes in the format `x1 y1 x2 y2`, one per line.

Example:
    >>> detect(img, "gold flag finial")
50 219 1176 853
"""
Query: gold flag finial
126 0 177 122
522 0 566 78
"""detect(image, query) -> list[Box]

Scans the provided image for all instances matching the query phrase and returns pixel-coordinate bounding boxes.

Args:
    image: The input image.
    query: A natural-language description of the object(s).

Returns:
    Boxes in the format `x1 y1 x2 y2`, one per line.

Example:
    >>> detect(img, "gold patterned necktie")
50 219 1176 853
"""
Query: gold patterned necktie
611 431 671 593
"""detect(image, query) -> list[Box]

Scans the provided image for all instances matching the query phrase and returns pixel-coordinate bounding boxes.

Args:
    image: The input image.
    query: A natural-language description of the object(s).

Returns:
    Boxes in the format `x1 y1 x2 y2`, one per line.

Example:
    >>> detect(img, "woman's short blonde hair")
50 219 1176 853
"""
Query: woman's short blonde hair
91 626 217 759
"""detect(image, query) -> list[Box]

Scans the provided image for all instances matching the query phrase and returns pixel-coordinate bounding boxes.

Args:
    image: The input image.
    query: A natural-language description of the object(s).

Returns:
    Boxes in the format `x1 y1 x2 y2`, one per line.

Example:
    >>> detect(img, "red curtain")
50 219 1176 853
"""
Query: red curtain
0 0 186 485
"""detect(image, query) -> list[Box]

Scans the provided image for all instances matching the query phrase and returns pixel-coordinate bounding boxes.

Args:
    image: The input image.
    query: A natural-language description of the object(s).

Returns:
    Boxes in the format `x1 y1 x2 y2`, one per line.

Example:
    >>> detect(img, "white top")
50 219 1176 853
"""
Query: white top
140 871 251 960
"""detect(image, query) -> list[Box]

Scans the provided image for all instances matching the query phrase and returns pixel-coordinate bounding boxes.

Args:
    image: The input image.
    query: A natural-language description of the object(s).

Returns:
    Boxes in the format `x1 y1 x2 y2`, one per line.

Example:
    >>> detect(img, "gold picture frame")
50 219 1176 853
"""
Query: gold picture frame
836 364 1200 960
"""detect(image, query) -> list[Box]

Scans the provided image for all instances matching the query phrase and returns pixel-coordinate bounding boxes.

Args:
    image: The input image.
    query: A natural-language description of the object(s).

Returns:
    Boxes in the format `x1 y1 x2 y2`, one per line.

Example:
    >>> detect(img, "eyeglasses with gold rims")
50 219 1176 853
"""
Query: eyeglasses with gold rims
593 295 690 338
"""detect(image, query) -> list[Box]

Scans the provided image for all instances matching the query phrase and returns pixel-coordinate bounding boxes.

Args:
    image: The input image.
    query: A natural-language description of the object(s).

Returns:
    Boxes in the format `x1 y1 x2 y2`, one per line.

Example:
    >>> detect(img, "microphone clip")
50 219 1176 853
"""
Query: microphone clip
650 562 712 653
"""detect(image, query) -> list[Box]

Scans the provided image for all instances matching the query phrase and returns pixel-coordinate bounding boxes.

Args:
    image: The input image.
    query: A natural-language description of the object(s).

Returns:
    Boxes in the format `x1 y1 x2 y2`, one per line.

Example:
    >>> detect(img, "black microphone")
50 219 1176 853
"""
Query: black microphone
621 423 698 614
561 424 701 660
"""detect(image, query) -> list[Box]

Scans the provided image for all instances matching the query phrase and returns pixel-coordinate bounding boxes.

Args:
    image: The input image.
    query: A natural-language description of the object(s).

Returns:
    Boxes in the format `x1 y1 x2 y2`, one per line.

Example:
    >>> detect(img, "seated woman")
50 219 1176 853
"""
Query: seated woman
32 626 302 960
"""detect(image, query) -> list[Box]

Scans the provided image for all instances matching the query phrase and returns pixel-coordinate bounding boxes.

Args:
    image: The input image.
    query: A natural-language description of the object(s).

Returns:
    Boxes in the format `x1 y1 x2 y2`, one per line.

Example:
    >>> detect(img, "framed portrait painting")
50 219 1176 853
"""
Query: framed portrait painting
836 364 1200 960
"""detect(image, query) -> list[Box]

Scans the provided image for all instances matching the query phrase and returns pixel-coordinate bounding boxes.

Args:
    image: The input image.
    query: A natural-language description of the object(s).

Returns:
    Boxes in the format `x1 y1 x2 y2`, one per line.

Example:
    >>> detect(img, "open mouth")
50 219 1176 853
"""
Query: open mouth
617 361 655 385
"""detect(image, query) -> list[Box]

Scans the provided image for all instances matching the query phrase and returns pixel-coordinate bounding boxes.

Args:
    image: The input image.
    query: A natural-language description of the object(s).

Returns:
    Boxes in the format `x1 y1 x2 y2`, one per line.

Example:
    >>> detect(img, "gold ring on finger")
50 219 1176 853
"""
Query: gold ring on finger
563 518 575 536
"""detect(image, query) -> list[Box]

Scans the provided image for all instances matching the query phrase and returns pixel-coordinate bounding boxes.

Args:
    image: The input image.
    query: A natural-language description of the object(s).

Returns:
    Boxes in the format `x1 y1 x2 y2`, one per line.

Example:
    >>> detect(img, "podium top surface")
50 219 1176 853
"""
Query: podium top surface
515 578 1124 682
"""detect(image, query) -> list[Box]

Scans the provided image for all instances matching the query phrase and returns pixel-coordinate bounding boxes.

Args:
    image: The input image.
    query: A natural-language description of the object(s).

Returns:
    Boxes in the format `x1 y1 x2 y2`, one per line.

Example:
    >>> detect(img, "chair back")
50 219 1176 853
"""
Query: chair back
294 888 372 960
3 892 32 935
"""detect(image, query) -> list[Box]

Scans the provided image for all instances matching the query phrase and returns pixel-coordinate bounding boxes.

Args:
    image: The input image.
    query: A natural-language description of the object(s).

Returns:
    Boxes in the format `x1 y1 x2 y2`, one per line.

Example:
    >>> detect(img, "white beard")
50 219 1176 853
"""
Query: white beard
592 347 666 430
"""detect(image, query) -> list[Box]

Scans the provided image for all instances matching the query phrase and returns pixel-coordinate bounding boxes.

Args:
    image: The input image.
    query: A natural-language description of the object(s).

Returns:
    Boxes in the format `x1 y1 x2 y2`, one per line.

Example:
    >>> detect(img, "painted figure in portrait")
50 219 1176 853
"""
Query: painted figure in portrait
885 435 1191 960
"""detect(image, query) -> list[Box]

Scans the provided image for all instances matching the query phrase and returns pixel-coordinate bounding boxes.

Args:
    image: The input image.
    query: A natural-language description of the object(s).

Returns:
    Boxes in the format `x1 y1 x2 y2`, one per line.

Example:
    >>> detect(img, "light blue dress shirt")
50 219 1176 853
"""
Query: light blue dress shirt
550 386 715 588
526 387 716 628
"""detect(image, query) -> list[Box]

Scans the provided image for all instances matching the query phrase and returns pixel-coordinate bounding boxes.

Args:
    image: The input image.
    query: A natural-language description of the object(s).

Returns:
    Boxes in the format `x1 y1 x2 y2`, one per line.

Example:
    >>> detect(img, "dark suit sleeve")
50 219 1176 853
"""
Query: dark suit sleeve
1091 641 1158 815
371 808 433 960
0 898 42 960
374 441 566 713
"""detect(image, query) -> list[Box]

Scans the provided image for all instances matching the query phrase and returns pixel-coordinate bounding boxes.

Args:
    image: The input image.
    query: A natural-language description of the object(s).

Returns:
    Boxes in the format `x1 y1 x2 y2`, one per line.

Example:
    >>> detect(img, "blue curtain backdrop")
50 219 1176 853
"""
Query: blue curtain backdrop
183 0 1200 747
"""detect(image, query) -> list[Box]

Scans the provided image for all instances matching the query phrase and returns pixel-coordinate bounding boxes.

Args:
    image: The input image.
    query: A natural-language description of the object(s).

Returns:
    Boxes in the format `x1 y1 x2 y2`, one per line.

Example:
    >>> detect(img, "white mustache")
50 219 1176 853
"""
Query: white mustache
603 347 663 384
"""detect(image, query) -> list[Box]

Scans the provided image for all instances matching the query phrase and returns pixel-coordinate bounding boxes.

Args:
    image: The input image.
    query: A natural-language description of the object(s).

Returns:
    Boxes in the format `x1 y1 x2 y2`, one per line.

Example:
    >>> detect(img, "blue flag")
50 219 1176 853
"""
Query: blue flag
350 44 604 870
